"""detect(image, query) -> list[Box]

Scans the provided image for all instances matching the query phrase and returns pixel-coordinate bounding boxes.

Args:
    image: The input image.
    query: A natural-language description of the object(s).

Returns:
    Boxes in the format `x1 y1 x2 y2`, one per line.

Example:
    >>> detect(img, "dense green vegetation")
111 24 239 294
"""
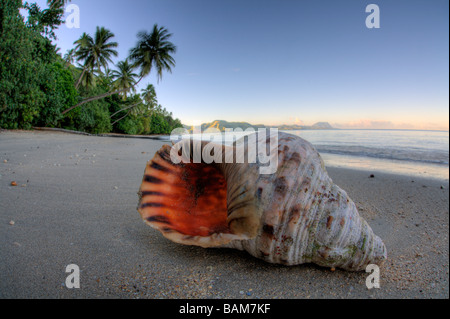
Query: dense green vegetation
0 0 182 134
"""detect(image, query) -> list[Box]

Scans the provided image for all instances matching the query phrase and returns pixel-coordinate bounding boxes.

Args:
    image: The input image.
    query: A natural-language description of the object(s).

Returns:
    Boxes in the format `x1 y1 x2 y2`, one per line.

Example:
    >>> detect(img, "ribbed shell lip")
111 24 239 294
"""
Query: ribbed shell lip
138 143 259 248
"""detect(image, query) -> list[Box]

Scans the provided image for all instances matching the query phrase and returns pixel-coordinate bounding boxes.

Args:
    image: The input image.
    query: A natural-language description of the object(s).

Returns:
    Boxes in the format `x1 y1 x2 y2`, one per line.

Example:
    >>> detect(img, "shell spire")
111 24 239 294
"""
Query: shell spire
138 132 387 271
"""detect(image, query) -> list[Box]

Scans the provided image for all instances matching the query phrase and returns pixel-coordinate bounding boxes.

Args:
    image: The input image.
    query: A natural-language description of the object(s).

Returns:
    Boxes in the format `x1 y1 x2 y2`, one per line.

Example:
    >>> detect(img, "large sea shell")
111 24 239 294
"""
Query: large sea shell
137 132 387 271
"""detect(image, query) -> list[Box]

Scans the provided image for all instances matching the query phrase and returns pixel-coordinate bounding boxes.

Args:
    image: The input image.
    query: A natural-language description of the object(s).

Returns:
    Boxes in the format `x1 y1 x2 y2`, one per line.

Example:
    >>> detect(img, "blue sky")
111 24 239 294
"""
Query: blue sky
31 0 449 130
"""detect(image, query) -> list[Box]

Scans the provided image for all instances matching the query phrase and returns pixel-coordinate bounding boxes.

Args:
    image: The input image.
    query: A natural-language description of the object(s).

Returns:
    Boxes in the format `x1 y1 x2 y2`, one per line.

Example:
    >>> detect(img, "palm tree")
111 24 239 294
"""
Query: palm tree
110 83 155 126
77 68 97 89
92 26 119 74
110 95 145 126
111 59 138 100
62 25 175 116
129 24 177 84
73 27 118 89
47 0 70 9
74 32 91 52
63 48 75 66
97 68 114 88
141 84 158 112
103 68 114 79
73 33 92 88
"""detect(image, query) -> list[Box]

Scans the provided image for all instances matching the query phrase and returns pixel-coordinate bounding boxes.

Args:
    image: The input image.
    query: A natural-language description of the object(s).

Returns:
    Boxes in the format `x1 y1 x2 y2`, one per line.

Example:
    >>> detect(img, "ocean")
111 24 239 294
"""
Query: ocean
286 129 449 181
164 129 449 181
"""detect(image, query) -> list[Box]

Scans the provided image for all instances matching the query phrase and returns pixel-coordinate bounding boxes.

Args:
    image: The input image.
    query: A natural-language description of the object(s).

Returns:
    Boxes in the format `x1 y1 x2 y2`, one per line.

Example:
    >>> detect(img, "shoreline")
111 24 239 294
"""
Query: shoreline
12 128 450 182
321 153 449 183
0 130 448 298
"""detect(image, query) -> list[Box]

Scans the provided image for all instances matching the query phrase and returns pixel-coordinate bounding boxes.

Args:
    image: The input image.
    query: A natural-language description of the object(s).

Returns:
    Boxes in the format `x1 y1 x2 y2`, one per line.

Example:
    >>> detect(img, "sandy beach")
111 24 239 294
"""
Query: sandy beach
0 130 448 299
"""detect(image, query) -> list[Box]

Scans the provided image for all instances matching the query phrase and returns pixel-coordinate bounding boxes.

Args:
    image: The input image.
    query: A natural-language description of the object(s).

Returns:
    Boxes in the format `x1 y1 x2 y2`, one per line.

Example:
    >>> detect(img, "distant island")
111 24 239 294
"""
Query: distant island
184 120 335 132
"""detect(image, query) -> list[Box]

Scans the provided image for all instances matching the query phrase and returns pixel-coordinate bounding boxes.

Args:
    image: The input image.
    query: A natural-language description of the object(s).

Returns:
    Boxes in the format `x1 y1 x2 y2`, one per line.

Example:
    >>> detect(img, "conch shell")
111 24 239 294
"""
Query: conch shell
137 132 387 271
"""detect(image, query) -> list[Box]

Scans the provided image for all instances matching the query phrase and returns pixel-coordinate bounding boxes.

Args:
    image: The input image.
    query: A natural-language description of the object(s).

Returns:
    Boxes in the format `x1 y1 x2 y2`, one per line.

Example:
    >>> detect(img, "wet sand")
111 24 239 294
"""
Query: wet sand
0 130 448 298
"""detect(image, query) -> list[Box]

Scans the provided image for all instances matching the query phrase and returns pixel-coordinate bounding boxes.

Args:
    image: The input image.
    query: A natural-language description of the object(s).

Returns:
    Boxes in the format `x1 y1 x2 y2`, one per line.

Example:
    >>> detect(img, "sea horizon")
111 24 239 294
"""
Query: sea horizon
165 128 449 181
183 122 450 133
300 128 449 133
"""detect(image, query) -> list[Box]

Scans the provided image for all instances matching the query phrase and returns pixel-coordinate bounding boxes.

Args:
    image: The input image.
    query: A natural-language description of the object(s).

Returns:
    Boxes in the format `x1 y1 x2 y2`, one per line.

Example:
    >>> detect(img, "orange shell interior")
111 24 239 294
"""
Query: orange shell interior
138 146 230 237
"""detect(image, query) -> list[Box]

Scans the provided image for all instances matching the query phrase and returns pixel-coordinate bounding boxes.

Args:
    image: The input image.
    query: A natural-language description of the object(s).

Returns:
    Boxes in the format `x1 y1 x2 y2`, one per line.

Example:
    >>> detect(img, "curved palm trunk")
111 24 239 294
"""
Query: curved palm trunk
61 76 144 116
112 110 131 126
75 68 87 90
134 75 144 86
110 101 141 118
61 87 130 115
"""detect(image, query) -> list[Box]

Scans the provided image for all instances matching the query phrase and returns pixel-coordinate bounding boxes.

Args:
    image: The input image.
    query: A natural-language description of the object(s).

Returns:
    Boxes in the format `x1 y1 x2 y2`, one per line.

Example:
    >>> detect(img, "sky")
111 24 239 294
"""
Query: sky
30 0 449 130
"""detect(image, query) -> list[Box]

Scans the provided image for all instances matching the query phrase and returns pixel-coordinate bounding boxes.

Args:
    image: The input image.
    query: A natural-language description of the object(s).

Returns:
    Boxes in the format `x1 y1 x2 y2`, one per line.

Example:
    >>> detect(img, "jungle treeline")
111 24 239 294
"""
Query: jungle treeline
0 0 183 135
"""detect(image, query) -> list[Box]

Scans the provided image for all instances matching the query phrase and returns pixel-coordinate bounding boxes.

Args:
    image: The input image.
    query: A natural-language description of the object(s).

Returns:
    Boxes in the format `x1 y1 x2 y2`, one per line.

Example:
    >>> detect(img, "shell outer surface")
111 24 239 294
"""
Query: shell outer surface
138 132 387 271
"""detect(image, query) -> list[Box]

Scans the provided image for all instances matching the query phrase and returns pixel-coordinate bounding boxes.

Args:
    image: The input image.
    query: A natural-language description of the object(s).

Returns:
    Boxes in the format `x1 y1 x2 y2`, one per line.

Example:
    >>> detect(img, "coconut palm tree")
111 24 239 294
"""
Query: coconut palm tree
129 24 177 84
111 59 138 100
91 26 119 74
63 48 75 66
74 32 91 52
141 83 158 112
109 83 154 126
76 68 97 89
73 33 93 88
62 25 175 116
73 27 118 89
97 68 114 88
110 95 145 125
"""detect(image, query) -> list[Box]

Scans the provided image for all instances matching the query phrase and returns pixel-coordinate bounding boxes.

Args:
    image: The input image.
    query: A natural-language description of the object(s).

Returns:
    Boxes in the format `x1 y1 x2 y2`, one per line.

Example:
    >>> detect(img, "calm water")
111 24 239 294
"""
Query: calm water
287 129 449 165
286 130 449 181
164 129 449 180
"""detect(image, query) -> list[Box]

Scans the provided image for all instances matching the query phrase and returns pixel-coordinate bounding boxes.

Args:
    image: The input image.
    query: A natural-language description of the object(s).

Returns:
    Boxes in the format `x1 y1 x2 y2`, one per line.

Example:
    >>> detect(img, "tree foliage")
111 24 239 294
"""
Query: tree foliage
0 0 181 135
129 24 177 81
0 0 76 129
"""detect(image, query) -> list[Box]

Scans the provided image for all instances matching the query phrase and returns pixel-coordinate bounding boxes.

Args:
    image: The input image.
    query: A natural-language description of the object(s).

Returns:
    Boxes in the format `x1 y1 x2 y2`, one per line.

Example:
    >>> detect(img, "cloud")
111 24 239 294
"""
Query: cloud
294 117 304 125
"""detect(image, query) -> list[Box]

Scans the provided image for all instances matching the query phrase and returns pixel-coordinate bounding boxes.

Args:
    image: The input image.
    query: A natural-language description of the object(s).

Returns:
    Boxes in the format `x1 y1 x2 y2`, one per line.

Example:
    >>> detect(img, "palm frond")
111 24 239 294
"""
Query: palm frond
128 24 176 81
